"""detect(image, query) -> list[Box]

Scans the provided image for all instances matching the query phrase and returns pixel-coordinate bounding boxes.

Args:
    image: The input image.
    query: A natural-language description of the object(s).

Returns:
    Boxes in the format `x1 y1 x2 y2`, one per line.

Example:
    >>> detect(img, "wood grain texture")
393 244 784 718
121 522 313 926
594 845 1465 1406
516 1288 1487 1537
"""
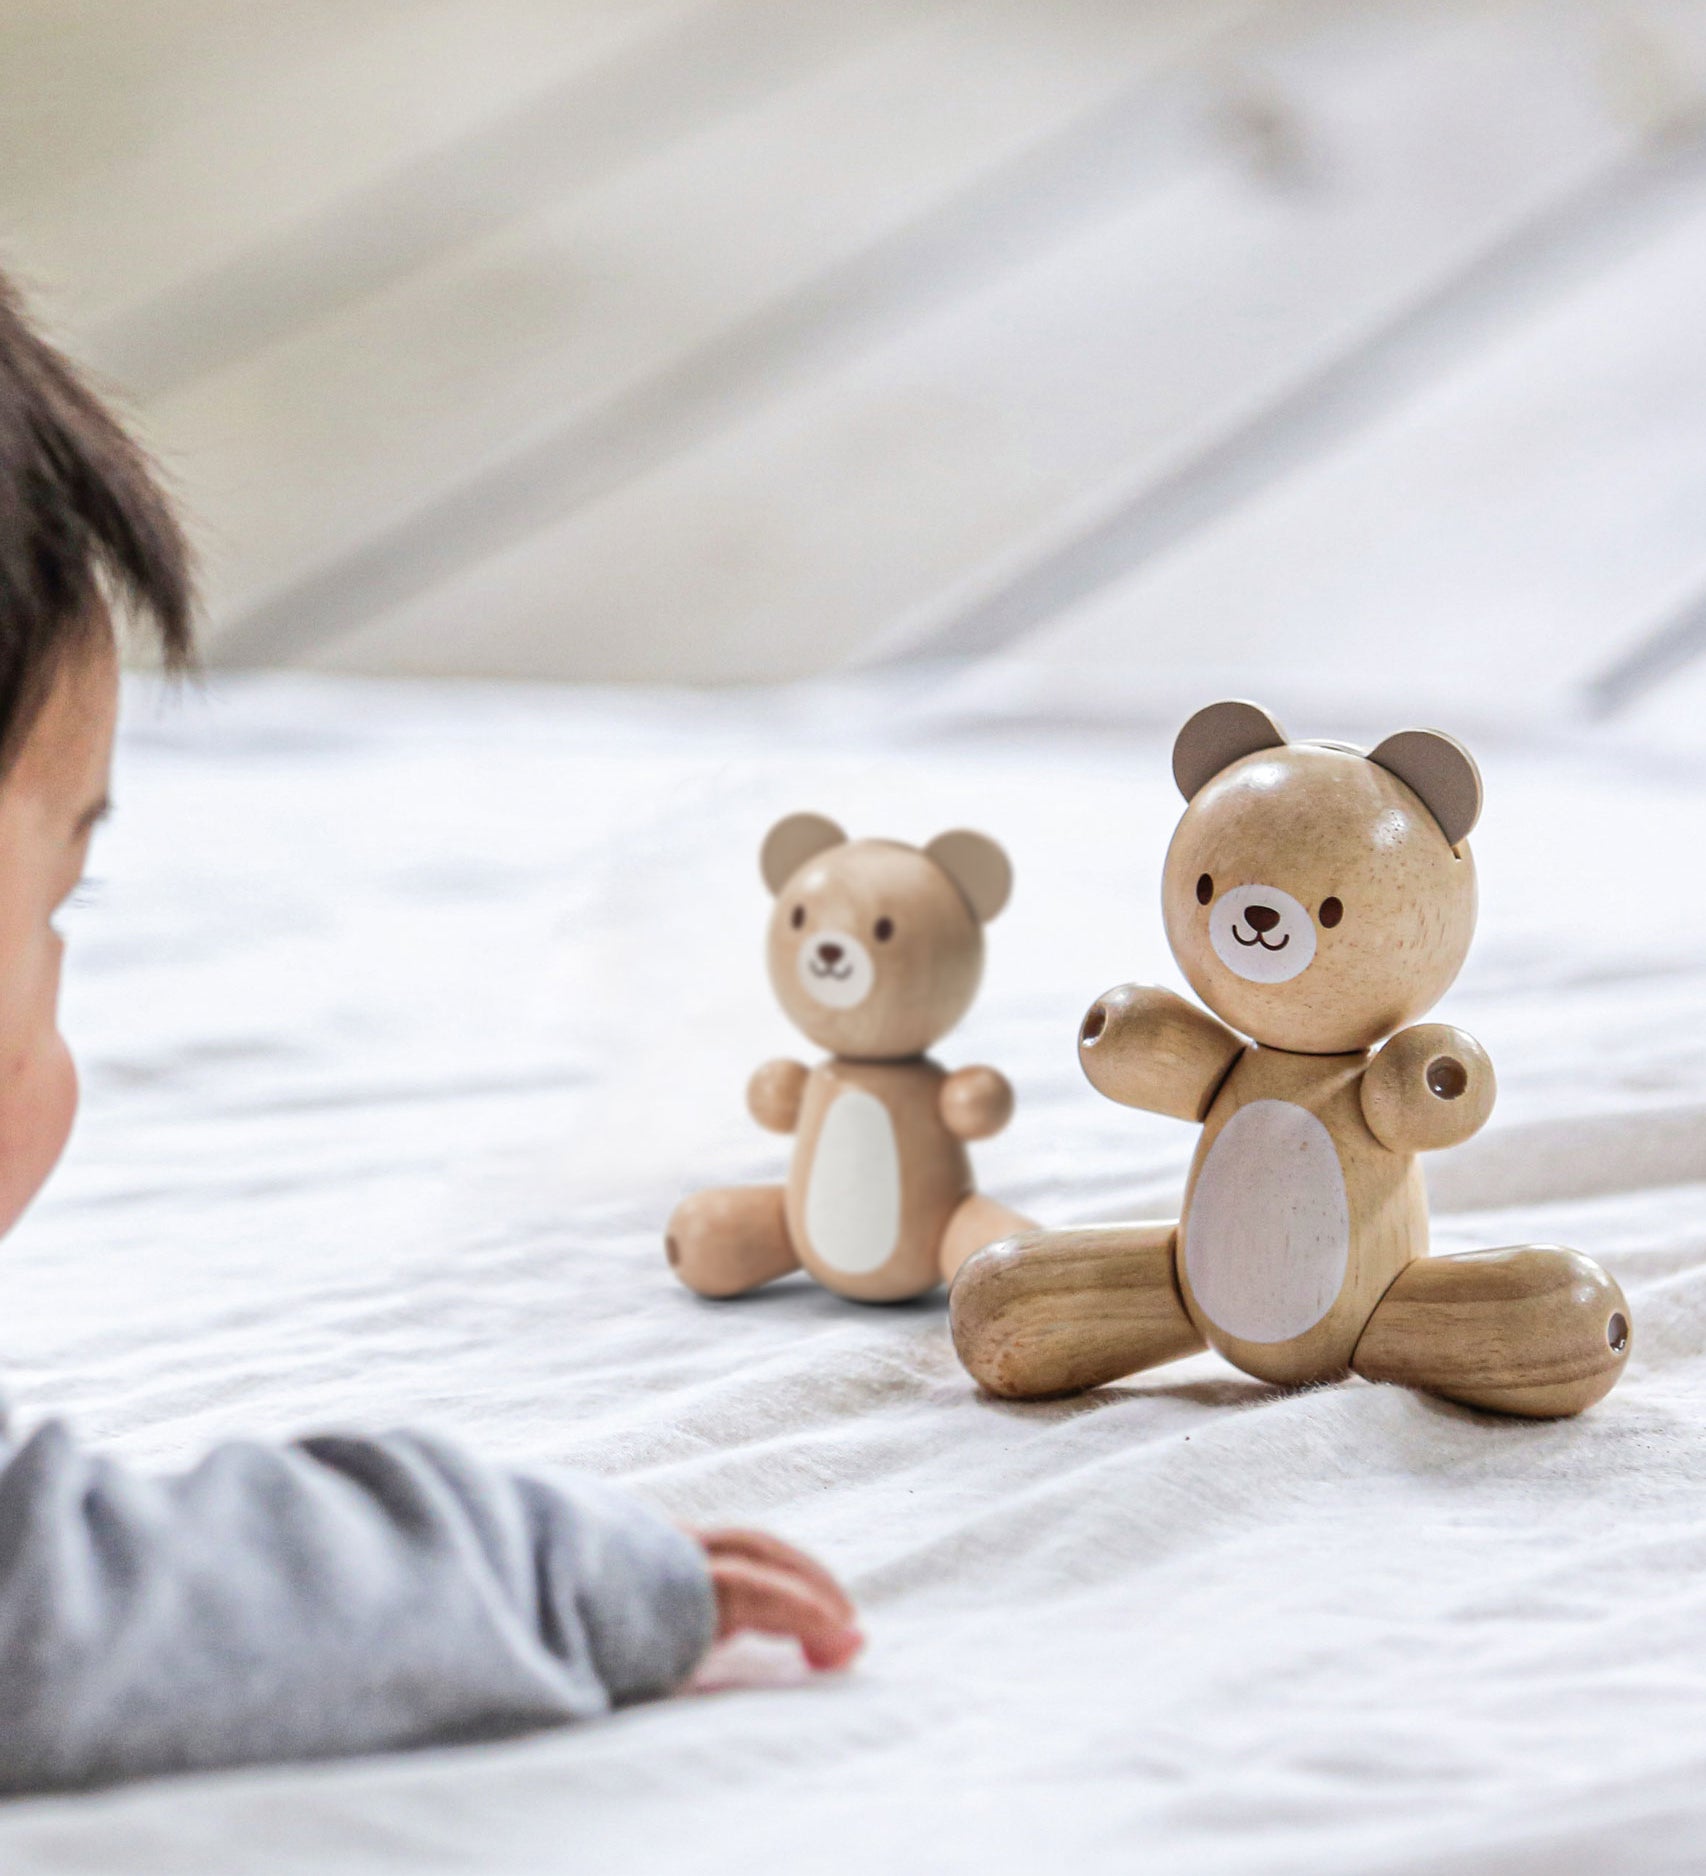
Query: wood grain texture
666 1183 798 1297
1360 1022 1494 1154
939 1193 1035 1287
766 836 989 1061
1171 698 1287 799
951 1223 1202 1399
746 1057 808 1133
785 1058 972 1301
1366 729 1482 845
939 1065 1015 1142
954 716 1625 1416
1177 1044 1428 1387
1351 1246 1632 1418
1076 983 1244 1122
1162 741 1478 1056
1155 735 1475 1385
672 823 1023 1303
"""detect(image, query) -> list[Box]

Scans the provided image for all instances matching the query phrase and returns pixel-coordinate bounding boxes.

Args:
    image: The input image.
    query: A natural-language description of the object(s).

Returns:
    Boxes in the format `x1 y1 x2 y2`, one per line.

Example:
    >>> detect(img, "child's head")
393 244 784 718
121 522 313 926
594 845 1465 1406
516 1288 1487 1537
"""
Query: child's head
0 272 193 1234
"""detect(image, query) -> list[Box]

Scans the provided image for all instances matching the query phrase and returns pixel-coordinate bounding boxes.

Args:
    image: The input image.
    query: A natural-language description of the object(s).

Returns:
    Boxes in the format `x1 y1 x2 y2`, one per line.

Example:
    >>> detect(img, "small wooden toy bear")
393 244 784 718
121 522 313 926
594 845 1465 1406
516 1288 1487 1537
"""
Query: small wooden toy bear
951 701 1631 1418
667 814 1032 1303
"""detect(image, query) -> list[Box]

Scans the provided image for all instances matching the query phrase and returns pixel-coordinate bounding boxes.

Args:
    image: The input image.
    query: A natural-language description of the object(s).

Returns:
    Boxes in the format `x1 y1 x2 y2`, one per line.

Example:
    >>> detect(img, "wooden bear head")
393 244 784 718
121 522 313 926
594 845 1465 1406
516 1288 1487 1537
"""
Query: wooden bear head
760 814 1011 1059
1162 701 1481 1054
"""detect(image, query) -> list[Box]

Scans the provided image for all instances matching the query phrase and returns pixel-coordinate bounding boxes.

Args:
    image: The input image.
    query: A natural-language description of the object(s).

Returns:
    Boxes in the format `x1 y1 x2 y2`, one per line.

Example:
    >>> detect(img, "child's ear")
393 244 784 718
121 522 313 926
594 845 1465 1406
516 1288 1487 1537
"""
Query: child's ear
760 813 847 894
1367 729 1482 846
925 830 1012 923
1172 700 1288 800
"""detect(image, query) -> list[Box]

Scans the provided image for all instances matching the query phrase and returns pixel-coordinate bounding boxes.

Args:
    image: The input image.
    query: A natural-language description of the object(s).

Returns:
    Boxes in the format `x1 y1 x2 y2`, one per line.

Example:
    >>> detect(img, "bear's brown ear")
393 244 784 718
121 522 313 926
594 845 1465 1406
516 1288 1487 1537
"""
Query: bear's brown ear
760 813 847 893
1172 700 1288 800
925 830 1012 922
1368 729 1482 846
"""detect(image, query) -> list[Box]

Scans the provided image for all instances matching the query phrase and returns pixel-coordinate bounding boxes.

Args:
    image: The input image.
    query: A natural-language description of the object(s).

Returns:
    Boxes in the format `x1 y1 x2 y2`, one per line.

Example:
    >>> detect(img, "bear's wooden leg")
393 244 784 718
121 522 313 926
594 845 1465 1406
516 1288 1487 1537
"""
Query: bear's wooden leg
1351 1246 1631 1418
949 1222 1204 1399
666 1186 799 1298
938 1194 1035 1286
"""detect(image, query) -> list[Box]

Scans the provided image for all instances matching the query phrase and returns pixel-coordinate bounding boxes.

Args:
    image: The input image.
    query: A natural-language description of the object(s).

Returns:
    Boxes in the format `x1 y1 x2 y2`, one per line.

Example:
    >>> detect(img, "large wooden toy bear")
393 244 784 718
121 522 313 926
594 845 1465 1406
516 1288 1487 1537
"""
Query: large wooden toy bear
667 814 1032 1303
951 701 1631 1418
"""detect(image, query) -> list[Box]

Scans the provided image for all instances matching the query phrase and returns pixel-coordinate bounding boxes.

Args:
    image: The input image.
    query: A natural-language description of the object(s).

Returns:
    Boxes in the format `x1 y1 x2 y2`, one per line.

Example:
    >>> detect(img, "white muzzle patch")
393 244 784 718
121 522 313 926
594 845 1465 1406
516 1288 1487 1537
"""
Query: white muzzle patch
797 929 875 1008
1209 883 1317 984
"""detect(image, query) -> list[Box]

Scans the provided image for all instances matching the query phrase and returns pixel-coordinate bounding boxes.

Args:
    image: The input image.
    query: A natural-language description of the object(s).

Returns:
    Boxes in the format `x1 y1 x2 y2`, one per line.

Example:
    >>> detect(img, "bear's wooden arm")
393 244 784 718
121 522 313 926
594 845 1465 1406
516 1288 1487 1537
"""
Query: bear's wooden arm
746 1059 810 1134
1360 1023 1495 1153
1077 984 1245 1121
939 1066 1014 1141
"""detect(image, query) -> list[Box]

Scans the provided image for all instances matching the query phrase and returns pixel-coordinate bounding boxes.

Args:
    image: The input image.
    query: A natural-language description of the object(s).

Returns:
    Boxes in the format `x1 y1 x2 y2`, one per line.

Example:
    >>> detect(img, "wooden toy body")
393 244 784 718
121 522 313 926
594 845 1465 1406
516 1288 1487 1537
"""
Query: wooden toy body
1179 1043 1424 1387
787 1056 972 1302
667 816 1031 1305
950 701 1632 1419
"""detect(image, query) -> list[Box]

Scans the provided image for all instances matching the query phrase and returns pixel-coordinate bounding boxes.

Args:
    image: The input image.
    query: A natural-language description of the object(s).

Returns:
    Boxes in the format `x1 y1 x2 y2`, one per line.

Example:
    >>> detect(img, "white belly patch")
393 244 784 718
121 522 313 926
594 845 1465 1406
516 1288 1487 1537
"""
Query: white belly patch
805 1087 903 1275
1184 1099 1350 1344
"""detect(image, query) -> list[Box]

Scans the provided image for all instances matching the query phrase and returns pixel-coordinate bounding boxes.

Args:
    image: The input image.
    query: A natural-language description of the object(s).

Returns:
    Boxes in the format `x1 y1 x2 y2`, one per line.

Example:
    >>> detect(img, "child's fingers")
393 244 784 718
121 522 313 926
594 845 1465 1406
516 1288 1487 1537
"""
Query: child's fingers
709 1555 843 1643
696 1528 856 1623
709 1557 863 1670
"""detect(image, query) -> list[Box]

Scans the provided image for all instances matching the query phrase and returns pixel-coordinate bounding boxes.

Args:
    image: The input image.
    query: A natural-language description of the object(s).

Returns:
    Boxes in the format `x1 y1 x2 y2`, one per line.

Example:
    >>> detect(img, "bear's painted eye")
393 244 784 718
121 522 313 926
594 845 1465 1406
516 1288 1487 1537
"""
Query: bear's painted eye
789 905 806 930
1319 896 1343 929
874 916 895 942
1196 873 1214 906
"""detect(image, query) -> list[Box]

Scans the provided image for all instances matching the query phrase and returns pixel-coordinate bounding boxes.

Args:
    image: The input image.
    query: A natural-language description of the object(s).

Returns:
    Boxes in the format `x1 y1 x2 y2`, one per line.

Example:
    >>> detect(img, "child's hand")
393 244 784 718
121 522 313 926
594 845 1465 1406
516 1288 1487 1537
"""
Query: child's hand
692 1528 863 1670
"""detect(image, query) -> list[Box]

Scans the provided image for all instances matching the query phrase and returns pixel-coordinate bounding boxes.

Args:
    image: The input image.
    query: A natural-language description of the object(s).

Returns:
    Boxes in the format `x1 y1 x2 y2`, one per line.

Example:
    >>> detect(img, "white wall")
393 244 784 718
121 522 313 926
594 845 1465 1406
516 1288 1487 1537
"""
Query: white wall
5 0 1706 717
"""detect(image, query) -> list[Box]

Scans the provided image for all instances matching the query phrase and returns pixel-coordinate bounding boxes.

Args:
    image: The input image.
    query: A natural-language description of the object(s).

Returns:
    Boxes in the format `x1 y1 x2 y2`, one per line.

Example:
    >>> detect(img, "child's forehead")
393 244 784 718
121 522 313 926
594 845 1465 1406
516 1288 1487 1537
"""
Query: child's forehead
5 624 120 808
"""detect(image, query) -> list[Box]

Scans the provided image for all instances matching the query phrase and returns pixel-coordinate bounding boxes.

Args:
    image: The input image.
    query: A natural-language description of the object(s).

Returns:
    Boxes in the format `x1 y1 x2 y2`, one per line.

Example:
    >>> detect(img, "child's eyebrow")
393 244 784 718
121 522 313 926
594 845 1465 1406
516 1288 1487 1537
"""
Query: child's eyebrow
73 796 111 838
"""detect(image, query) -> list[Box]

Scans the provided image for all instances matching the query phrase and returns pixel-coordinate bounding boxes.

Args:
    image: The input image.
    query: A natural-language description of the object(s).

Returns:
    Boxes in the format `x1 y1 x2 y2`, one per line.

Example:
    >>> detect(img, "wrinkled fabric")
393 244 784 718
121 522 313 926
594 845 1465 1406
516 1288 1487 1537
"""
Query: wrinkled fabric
0 674 1701 1872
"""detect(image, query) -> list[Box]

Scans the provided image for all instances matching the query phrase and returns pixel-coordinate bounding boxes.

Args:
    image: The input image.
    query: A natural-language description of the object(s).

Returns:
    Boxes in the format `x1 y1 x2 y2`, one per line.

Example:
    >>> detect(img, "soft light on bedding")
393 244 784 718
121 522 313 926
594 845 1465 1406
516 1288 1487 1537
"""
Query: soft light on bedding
0 673 1702 1875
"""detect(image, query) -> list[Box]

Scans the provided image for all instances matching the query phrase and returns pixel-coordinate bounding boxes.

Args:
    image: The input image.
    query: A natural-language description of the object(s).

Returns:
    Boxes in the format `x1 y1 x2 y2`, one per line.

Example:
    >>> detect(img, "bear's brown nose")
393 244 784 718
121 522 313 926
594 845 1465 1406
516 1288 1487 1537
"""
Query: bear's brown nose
817 941 844 964
1244 904 1280 934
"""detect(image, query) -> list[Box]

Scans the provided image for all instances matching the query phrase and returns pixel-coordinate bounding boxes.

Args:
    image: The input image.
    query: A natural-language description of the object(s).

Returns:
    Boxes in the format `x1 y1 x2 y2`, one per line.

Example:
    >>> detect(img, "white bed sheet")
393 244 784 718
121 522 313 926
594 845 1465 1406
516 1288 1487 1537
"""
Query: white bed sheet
0 673 1703 1875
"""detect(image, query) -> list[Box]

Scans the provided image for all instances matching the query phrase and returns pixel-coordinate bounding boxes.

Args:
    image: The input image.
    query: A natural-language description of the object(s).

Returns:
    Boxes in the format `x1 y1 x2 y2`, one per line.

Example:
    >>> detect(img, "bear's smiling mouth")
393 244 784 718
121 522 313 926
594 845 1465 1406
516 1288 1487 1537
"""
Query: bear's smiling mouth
1232 925 1290 953
808 957 854 981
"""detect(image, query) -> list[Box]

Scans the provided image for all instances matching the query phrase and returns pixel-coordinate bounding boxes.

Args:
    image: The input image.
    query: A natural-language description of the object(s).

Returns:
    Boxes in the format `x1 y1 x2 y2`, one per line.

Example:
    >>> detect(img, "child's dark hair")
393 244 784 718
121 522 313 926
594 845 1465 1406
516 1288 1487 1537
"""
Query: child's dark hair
0 270 193 768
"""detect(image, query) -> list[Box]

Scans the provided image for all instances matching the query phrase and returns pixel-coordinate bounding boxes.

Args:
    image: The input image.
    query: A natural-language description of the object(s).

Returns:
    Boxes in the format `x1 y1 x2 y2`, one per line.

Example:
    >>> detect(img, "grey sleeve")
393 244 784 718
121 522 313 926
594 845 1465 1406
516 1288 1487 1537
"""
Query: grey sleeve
0 1420 717 1792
